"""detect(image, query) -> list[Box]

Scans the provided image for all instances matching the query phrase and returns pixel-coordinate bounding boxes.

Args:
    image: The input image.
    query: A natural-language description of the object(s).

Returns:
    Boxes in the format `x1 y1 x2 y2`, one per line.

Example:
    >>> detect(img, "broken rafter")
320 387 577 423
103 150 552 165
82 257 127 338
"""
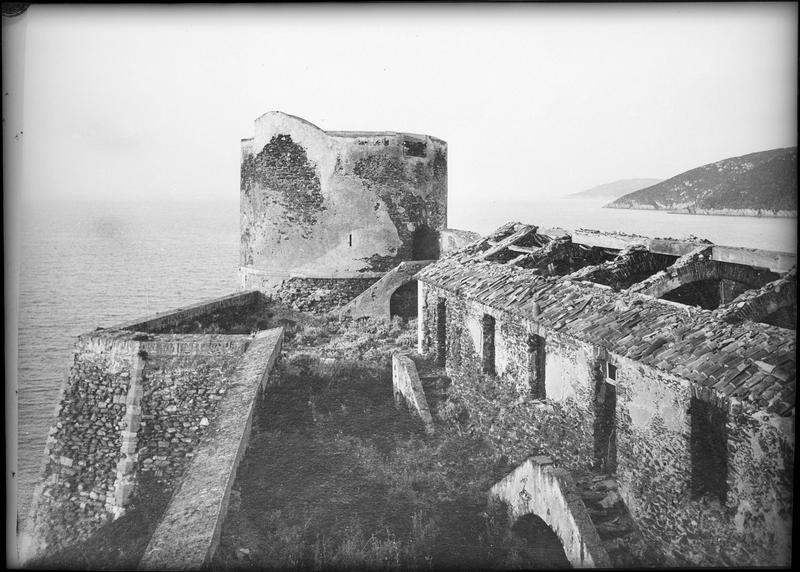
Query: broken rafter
505 253 530 266
480 225 538 260
507 244 539 254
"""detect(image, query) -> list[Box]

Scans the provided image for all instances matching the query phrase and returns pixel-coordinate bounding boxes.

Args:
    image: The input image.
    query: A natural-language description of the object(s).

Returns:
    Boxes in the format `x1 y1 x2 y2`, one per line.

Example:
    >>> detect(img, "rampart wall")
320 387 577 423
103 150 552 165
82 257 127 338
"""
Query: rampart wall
110 290 263 333
21 293 285 565
22 332 141 560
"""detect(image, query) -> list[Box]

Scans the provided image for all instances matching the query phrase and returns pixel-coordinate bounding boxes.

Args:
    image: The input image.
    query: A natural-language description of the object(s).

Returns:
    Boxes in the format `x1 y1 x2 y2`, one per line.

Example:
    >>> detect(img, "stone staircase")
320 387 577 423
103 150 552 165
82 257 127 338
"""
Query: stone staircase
573 473 648 567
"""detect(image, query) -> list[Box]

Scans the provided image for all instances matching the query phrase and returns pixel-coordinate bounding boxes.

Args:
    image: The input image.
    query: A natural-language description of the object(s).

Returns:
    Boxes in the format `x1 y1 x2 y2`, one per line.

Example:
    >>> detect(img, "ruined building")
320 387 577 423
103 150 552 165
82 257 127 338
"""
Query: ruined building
239 111 452 313
417 222 795 566
22 113 795 568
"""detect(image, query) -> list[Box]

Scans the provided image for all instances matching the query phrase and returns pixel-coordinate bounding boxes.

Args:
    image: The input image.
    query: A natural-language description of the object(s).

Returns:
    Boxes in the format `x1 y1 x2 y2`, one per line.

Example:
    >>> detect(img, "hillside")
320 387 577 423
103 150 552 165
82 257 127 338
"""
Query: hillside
568 178 662 200
606 147 797 216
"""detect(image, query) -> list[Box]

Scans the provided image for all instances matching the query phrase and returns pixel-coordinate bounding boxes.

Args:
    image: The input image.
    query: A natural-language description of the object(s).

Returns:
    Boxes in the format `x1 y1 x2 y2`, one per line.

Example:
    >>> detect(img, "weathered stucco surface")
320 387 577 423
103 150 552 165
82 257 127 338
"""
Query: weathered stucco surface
240 111 447 298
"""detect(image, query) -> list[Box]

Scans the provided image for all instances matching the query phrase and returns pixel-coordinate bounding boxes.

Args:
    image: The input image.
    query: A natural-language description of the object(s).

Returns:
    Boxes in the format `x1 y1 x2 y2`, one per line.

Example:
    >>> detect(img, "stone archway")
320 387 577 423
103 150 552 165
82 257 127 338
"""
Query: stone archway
511 513 571 568
389 280 418 320
715 269 797 328
631 260 778 309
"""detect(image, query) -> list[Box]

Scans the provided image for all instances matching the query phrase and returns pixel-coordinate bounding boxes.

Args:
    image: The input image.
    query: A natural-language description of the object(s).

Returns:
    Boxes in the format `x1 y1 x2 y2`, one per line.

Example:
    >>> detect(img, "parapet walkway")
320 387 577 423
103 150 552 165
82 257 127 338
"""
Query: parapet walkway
138 328 284 570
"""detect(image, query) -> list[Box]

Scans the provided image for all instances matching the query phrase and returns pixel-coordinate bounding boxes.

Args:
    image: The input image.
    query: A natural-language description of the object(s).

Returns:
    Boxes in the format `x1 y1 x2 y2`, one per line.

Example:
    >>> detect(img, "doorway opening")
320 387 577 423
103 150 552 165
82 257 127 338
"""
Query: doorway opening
527 335 546 399
593 362 617 473
436 298 447 367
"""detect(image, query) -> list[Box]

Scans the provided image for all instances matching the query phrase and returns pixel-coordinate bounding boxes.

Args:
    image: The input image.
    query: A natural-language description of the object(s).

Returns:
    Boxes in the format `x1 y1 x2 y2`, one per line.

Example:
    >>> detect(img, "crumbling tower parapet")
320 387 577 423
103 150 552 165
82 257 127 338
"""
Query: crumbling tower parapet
239 111 447 311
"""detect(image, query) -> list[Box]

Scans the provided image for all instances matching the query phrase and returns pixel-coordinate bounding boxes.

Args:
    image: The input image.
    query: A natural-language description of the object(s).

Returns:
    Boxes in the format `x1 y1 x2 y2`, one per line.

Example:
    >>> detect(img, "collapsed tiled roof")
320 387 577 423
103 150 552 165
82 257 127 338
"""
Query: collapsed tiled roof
417 223 796 416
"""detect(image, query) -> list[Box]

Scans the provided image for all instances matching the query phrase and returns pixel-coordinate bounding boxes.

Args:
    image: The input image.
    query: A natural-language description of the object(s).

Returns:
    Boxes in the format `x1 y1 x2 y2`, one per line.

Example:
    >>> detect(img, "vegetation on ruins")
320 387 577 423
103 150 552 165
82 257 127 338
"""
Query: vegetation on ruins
212 316 569 570
26 310 570 570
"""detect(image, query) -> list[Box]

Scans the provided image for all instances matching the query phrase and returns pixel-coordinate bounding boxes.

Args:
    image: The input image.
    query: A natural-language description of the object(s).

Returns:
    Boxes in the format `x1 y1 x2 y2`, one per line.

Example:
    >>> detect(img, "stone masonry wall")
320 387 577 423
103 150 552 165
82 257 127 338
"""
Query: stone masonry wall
726 409 793 565
239 269 380 313
111 291 263 334
418 281 794 566
240 112 447 289
136 338 250 490
21 332 141 560
22 331 253 564
418 283 596 473
391 354 435 434
489 456 610 568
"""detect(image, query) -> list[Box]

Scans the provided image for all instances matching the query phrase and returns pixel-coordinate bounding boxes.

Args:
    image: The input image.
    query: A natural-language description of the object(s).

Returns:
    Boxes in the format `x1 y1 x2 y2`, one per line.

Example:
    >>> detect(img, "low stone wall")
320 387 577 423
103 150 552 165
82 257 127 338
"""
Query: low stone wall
138 328 284 570
110 291 264 333
489 456 610 568
240 267 380 313
391 354 435 434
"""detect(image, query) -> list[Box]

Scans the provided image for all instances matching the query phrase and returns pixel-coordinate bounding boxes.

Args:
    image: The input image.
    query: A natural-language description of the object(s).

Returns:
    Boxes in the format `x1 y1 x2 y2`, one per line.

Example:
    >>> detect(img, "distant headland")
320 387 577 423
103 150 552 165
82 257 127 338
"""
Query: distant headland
606 147 797 217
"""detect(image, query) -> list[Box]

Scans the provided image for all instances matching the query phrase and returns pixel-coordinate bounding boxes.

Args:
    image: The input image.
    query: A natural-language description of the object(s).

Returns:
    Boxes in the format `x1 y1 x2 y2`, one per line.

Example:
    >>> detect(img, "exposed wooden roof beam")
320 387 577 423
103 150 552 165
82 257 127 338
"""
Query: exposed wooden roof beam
480 225 538 260
505 253 530 266
507 244 538 254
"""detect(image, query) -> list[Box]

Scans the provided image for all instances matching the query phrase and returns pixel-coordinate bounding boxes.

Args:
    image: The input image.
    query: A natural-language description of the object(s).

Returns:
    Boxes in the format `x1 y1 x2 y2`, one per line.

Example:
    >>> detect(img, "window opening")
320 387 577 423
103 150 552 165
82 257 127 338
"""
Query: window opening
593 368 617 473
436 298 447 367
389 281 418 320
690 397 728 503
527 334 546 399
482 314 496 376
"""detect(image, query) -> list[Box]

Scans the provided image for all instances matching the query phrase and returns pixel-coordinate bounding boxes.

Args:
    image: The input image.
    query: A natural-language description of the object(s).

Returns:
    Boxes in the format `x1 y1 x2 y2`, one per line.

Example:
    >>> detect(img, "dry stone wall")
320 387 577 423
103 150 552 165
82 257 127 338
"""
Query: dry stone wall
136 338 250 489
22 299 259 564
22 332 141 560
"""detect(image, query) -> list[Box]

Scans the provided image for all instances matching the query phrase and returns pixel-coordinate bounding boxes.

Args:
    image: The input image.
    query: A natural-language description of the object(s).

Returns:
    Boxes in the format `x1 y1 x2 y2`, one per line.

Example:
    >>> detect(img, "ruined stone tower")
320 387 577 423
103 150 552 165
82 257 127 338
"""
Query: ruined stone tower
239 111 447 311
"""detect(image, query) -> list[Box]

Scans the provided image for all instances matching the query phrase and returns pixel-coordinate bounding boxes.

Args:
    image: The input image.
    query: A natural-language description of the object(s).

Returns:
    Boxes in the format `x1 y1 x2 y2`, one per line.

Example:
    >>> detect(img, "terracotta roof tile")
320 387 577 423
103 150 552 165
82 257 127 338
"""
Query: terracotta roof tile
417 230 796 414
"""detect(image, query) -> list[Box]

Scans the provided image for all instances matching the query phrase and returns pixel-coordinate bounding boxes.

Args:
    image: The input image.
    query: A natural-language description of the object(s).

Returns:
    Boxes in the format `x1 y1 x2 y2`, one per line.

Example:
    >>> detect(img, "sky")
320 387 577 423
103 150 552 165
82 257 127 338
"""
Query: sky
5 3 798 215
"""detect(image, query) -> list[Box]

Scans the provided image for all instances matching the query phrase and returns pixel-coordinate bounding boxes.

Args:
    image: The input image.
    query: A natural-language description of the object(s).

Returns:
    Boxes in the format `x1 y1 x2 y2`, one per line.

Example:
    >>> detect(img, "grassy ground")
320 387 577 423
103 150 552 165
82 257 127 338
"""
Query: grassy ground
212 316 570 570
26 310 571 570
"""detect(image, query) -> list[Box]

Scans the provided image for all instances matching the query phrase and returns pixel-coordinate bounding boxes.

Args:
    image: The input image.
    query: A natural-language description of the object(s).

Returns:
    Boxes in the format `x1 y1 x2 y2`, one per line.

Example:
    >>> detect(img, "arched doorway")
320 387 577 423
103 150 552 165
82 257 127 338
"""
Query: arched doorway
412 225 440 260
389 280 418 320
511 514 571 568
